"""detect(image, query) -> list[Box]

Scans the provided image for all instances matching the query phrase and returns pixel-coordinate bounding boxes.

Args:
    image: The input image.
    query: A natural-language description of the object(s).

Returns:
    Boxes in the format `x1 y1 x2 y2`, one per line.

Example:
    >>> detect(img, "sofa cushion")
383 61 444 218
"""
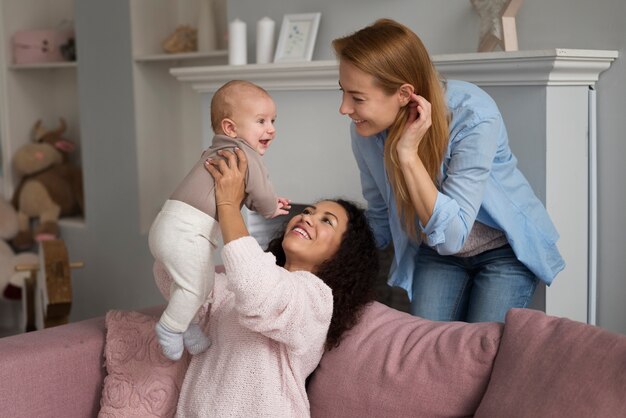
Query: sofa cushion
99 310 190 418
307 301 503 418
475 308 626 418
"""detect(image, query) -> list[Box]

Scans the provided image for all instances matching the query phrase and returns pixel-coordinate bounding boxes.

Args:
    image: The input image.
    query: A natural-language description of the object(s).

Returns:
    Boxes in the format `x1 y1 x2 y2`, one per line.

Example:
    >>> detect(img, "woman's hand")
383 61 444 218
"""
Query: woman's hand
204 148 250 243
205 147 248 208
396 94 432 164
394 93 438 226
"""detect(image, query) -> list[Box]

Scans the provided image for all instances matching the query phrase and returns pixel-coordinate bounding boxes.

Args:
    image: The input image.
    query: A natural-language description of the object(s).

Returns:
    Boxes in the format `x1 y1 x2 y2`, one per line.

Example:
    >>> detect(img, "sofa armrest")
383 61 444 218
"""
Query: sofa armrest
0 316 107 418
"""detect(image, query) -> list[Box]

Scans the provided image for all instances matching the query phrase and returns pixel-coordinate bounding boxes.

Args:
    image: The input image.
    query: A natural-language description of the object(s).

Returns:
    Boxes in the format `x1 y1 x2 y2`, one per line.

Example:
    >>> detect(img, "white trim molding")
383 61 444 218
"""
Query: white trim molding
171 49 618 92
171 60 338 92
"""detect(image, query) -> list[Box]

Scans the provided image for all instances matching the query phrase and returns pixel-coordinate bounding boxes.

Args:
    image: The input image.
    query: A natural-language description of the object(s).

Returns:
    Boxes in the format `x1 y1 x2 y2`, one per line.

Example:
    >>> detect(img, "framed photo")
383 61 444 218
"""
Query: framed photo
274 13 321 63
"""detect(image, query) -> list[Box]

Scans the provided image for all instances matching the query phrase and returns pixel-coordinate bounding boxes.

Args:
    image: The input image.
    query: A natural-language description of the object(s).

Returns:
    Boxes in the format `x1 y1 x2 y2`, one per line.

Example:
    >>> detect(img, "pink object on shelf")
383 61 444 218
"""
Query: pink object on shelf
12 29 74 64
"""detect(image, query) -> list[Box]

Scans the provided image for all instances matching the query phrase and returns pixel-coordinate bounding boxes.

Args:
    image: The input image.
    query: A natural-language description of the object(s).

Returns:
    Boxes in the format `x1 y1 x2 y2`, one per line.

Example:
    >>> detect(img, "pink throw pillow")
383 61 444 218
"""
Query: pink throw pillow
474 308 626 418
307 301 504 418
99 310 190 418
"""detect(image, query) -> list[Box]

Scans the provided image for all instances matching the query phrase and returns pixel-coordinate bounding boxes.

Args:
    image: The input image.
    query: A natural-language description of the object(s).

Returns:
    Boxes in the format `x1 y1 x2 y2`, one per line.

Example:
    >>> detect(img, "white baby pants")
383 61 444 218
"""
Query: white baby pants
148 199 221 332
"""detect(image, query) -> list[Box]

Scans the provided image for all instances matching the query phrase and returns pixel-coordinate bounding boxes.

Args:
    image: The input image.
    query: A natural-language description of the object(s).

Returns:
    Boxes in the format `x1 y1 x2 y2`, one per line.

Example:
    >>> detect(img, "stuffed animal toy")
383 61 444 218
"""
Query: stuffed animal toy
0 197 37 300
11 118 84 250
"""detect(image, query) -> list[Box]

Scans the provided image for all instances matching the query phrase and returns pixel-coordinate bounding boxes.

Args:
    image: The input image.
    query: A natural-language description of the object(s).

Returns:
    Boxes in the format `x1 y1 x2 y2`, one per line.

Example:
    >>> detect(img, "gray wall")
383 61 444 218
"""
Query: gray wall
68 0 162 317
62 0 624 334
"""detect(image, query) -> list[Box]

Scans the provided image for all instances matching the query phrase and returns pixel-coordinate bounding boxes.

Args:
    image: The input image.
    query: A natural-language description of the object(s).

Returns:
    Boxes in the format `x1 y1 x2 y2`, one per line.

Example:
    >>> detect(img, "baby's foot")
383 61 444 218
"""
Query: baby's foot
183 323 211 355
155 322 184 361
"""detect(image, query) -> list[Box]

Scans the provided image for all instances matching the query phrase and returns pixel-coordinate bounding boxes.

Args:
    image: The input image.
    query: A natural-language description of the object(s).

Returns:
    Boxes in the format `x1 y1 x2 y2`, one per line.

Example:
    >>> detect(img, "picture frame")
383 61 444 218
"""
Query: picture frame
274 13 321 63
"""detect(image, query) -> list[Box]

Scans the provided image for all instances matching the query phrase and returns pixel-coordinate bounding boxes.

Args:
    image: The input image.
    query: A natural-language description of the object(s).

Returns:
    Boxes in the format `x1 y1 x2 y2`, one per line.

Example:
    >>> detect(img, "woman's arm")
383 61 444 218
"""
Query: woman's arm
398 93 502 254
396 94 439 226
425 117 500 253
205 148 249 243
221 236 332 354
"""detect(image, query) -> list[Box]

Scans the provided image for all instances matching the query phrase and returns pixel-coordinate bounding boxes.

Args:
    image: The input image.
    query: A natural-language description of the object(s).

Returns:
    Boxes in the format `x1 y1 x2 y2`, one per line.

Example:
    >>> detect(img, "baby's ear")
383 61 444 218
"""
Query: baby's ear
221 118 237 138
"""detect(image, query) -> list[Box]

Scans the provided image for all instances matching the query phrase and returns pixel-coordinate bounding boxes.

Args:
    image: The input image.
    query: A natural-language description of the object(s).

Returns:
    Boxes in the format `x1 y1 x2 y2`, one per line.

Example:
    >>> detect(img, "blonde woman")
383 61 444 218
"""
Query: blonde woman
333 18 564 322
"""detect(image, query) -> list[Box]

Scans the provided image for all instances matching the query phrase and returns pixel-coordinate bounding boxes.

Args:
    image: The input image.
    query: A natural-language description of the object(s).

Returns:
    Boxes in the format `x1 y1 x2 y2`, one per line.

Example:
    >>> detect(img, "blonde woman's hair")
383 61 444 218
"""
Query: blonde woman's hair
211 80 270 134
333 18 449 240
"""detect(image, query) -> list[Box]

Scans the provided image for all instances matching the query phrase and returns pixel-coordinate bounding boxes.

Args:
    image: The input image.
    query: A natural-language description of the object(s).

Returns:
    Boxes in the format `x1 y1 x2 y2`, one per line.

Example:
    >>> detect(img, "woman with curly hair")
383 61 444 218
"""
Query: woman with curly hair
154 148 378 417
266 196 378 351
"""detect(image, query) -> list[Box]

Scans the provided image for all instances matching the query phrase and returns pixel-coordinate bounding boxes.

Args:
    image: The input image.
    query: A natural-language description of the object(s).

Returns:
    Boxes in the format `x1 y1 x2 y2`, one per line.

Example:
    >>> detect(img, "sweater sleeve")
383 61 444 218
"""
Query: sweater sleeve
221 236 333 354
421 116 501 254
243 151 279 219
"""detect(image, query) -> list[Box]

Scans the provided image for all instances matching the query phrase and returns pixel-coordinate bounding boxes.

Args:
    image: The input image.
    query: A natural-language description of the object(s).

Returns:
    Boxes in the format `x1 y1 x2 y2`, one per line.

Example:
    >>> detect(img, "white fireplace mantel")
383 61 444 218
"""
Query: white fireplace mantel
170 49 618 323
171 49 617 91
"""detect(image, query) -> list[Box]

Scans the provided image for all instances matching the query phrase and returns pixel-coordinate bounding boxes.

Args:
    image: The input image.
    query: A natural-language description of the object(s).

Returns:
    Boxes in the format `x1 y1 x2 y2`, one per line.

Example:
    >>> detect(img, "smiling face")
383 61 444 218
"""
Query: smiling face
338 59 405 137
281 201 349 273
228 92 277 155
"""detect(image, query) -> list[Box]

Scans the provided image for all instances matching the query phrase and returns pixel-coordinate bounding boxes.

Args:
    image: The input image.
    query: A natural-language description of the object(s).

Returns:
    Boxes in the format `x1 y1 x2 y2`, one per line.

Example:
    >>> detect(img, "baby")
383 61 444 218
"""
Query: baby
149 80 290 360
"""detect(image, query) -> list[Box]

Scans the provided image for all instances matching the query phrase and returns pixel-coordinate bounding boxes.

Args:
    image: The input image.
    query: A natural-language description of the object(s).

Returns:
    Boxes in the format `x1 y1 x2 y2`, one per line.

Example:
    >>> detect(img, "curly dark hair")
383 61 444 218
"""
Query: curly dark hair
266 199 379 351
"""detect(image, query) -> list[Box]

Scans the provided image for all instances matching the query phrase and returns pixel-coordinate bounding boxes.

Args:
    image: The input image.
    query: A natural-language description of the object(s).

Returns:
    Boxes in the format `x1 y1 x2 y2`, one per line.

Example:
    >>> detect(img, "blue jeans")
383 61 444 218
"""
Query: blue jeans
409 244 538 323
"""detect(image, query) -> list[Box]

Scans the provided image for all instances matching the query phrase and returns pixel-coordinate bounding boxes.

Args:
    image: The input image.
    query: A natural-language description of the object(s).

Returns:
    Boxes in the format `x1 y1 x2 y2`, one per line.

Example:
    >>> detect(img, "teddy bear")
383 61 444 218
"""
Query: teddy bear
11 118 84 251
0 197 37 301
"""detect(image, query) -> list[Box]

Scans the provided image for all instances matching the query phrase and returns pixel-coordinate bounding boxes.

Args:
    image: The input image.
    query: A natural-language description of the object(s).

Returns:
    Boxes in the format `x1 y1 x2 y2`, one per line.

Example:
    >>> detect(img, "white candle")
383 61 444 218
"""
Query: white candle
256 17 275 64
228 18 247 65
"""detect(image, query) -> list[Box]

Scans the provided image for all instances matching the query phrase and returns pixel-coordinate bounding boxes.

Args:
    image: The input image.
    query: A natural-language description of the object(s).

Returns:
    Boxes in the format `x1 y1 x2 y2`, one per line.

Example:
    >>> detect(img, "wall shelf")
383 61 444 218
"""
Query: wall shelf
0 0 82 334
9 61 77 71
0 0 82 209
134 49 227 63
130 0 229 233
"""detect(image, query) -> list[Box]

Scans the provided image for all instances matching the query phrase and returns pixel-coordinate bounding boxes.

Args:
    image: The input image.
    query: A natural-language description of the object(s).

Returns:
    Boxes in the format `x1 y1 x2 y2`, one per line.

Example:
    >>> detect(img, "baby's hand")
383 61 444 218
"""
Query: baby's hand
272 197 291 218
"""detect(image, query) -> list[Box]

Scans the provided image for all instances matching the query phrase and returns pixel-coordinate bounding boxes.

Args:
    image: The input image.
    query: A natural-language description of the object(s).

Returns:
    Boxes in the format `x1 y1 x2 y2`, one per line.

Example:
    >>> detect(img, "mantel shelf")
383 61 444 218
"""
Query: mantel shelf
171 48 618 92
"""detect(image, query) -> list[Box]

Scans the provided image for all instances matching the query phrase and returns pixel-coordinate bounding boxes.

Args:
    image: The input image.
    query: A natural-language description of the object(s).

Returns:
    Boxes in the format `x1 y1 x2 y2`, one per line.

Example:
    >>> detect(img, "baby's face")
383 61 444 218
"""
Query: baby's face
232 94 277 155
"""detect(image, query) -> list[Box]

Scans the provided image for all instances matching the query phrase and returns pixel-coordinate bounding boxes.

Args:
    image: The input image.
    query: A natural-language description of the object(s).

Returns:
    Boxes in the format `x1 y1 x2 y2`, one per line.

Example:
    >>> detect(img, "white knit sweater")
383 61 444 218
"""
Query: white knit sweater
175 236 333 417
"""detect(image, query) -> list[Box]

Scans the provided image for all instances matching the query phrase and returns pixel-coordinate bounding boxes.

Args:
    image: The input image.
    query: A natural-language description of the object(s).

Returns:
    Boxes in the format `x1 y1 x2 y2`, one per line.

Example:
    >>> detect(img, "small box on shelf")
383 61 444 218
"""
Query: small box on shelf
12 29 75 65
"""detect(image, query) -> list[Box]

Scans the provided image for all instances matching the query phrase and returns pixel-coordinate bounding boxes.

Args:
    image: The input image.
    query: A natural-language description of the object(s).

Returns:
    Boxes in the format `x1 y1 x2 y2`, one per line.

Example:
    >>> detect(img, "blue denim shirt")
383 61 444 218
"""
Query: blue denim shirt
351 80 565 299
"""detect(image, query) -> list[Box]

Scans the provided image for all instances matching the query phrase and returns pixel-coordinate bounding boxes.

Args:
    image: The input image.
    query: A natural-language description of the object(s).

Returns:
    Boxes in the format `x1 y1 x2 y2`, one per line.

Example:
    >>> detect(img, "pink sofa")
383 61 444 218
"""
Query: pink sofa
1 302 625 417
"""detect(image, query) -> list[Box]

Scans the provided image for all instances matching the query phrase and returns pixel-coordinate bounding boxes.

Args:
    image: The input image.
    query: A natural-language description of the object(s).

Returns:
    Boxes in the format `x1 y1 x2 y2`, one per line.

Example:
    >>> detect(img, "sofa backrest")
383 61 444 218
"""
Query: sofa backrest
475 308 626 418
307 301 504 418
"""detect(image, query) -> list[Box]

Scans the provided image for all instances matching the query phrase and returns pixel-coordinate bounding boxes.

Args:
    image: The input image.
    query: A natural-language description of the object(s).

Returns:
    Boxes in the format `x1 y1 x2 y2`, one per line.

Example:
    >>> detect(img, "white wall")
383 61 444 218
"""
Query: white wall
25 0 622 335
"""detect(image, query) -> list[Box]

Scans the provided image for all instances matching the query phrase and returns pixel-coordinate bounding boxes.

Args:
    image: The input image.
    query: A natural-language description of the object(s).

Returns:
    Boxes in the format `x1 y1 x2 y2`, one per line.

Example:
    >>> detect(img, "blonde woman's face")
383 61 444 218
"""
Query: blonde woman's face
338 59 403 137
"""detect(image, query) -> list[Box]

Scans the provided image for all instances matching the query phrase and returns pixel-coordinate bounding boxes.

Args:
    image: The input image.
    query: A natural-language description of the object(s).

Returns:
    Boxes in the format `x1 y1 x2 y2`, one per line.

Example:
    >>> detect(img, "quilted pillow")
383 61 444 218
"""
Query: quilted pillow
99 310 190 418
307 301 504 418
